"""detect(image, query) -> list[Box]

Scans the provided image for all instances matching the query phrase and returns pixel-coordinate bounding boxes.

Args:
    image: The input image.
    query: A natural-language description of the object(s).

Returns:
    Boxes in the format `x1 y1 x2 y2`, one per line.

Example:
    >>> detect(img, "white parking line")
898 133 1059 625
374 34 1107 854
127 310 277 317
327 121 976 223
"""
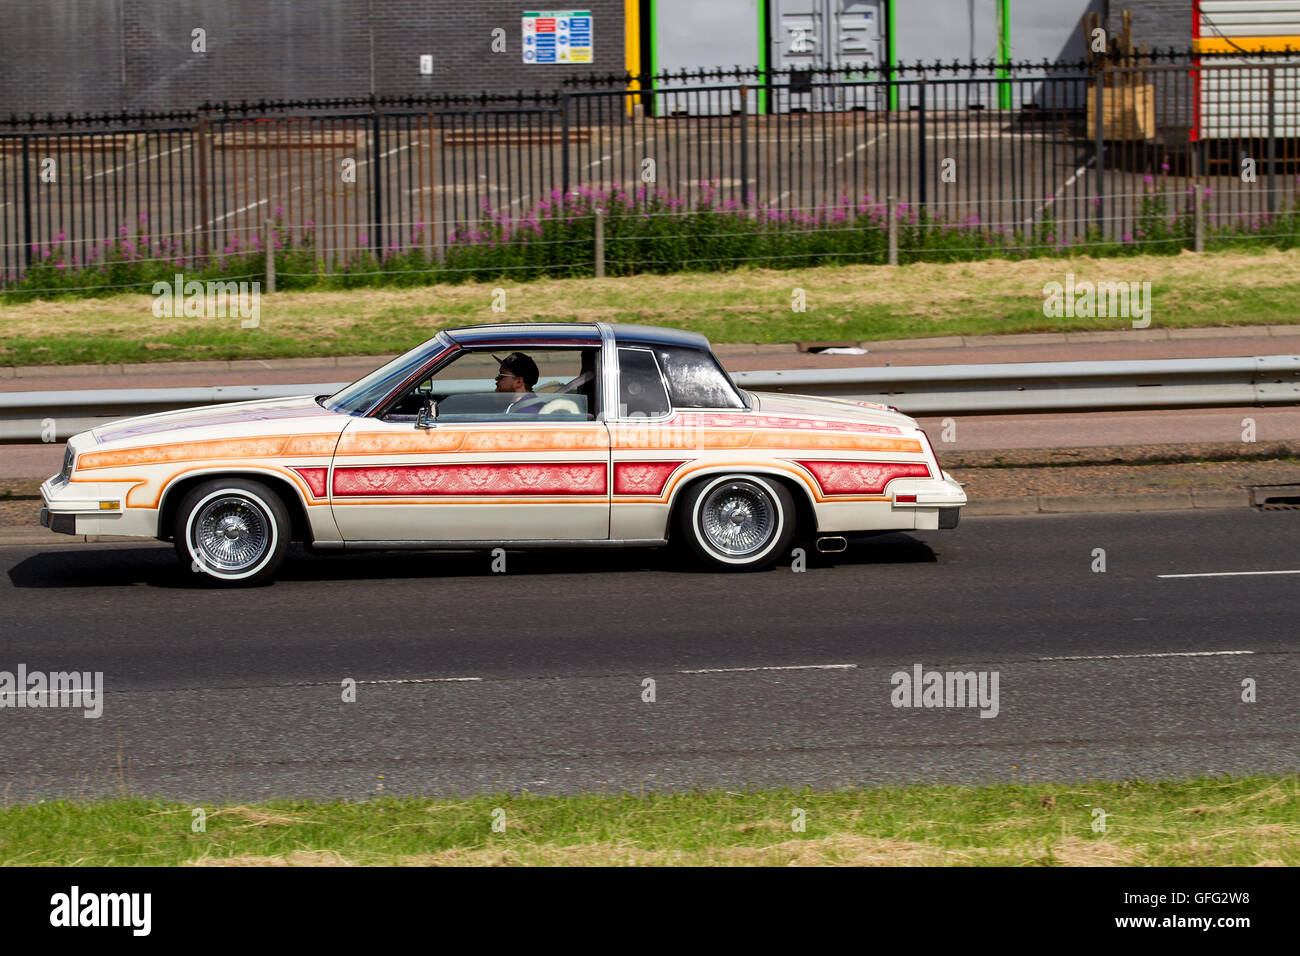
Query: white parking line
587 154 613 169
1037 650 1254 661
1028 155 1095 223
83 143 192 181
678 664 857 674
212 197 268 224
1159 569 1300 579
835 133 882 167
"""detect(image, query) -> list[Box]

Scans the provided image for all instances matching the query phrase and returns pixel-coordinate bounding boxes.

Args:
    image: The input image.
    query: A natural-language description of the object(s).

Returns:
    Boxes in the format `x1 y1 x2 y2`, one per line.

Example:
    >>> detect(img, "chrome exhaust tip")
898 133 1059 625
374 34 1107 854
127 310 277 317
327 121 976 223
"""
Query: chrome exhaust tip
815 536 848 554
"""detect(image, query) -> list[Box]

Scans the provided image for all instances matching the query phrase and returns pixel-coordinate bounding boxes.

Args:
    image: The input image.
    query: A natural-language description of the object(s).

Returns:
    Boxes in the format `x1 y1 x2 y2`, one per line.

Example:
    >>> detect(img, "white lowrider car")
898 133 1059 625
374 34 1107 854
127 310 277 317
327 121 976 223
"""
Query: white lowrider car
41 323 966 584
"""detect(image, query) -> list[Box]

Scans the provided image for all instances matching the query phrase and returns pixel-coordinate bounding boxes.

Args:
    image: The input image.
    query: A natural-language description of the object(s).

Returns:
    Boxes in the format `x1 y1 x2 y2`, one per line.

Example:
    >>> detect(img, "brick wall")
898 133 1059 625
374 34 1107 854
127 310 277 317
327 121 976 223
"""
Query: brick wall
0 0 625 116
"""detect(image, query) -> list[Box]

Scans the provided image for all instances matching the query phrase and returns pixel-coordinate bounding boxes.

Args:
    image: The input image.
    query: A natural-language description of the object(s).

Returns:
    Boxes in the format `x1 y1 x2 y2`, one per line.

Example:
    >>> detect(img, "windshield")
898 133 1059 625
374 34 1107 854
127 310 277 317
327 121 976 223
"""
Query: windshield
326 333 452 415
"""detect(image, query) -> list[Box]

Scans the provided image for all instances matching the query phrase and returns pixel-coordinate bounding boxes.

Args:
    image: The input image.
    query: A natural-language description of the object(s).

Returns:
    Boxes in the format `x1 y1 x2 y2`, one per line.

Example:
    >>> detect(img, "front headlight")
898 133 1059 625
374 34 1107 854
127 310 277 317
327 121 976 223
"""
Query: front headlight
58 445 74 483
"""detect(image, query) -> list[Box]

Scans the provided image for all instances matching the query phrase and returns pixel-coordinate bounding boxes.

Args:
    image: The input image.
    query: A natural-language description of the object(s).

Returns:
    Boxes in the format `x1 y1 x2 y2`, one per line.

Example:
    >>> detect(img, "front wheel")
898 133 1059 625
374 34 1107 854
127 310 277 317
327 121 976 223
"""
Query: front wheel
174 479 290 585
677 474 796 571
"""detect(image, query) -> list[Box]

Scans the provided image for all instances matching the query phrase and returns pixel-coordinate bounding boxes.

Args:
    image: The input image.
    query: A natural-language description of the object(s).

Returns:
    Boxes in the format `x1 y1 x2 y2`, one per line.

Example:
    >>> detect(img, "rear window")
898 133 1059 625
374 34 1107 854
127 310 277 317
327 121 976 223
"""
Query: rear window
653 346 746 409
617 347 671 418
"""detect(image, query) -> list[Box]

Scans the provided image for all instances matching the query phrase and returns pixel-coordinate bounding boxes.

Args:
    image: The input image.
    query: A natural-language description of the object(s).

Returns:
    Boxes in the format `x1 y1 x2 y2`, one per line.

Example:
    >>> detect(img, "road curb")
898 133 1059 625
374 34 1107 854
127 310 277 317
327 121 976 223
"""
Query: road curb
965 489 1248 516
0 490 1253 546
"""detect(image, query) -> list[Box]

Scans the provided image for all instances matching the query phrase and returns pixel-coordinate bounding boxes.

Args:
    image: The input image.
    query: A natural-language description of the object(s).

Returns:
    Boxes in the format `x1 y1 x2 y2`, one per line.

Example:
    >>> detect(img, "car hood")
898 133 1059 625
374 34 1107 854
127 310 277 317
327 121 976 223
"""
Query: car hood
745 390 919 429
90 394 345 447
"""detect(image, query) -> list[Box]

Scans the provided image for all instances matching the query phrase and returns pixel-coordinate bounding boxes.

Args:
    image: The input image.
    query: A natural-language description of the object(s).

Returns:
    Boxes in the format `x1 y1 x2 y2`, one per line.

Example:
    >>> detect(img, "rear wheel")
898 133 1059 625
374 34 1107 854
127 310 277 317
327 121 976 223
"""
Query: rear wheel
174 479 290 585
677 474 795 571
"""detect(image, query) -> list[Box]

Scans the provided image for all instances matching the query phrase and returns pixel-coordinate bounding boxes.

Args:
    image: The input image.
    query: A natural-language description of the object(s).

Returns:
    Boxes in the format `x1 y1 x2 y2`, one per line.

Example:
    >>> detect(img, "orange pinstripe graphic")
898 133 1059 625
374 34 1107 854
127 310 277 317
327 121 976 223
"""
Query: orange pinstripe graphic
111 464 323 509
82 423 917 471
79 434 339 470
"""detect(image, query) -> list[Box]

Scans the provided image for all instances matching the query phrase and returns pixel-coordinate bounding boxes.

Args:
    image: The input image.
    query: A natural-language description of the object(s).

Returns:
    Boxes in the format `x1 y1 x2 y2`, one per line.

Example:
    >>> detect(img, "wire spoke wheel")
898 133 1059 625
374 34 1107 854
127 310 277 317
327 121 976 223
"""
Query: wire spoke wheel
176 479 290 585
698 481 777 558
192 495 271 572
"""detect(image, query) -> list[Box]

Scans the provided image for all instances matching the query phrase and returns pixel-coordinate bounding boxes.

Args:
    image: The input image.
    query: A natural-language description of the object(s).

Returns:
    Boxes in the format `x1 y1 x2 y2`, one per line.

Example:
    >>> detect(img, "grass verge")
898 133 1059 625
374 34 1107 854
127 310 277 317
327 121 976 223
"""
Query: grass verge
2 776 1296 866
2 250 1299 366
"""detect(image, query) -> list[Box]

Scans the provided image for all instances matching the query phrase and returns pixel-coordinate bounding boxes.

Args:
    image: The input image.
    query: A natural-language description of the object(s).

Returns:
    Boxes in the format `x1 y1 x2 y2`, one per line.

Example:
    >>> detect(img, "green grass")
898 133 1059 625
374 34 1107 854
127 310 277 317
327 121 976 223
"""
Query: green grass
2 775 1296 866
3 250 1300 366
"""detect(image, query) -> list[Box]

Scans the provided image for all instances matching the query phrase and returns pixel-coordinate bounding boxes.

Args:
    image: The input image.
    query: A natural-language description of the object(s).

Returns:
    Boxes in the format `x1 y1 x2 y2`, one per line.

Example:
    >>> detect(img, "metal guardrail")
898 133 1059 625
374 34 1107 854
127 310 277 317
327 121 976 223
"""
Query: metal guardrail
1 356 1298 443
733 355 1300 415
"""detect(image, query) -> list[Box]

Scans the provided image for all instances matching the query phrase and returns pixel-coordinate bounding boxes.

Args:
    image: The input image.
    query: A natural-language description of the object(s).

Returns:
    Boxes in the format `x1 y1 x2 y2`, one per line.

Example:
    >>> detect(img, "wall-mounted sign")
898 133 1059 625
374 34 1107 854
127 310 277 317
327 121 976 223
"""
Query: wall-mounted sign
522 11 593 63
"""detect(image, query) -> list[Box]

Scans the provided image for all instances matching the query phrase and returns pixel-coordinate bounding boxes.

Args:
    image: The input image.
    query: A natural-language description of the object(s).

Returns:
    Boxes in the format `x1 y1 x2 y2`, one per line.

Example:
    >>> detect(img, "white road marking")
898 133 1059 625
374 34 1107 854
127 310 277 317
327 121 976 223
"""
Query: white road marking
587 154 613 169
835 133 881 166
678 663 857 674
354 143 410 169
1028 155 1095 224
358 677 483 684
1037 650 1254 661
83 143 192 181
212 197 268 224
1159 569 1300 579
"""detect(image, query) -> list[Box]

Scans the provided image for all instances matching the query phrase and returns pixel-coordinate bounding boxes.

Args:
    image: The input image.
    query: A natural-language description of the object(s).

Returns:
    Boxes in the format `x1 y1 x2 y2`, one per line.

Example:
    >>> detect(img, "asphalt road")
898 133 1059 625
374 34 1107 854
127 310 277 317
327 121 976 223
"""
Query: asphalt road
1 509 1297 803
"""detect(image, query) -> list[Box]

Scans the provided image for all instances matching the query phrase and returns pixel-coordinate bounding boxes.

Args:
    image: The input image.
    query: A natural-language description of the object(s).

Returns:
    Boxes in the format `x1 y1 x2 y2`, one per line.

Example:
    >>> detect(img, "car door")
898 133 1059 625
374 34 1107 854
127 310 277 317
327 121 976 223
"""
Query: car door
329 347 611 543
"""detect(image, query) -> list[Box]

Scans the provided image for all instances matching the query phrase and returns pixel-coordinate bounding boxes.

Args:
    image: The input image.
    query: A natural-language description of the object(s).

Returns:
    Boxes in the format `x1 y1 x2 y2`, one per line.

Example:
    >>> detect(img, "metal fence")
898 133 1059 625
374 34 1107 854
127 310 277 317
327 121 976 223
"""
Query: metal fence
3 54 1300 287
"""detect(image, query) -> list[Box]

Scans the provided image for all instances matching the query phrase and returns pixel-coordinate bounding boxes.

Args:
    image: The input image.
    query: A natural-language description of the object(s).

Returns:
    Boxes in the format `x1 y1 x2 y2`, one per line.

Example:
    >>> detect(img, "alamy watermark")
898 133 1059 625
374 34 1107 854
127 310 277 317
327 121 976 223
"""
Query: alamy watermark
0 664 103 718
50 886 150 935
1042 272 1151 329
151 273 261 328
890 663 999 718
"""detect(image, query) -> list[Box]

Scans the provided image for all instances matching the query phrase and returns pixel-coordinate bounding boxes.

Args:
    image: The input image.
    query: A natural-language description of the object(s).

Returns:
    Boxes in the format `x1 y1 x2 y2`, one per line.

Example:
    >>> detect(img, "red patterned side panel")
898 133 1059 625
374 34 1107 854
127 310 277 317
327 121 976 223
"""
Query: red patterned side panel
797 460 931 495
613 461 685 496
332 463 608 497
290 467 329 498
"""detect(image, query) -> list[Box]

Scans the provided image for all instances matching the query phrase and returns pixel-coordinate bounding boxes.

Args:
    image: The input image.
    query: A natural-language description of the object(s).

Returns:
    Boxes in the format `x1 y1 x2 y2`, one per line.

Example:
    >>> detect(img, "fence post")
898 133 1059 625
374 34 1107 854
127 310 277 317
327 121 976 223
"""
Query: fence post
560 92 570 203
264 218 276 293
370 112 383 254
1193 184 1204 253
1093 69 1105 236
196 114 210 260
594 207 605 277
887 196 898 266
1267 65 1277 214
20 134 32 269
917 79 927 211
739 85 749 208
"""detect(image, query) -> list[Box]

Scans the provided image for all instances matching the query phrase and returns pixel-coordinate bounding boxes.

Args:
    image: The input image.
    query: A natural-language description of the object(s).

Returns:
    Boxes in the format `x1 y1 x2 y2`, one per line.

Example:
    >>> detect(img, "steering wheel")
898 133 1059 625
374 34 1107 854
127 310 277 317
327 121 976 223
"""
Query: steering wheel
539 397 581 415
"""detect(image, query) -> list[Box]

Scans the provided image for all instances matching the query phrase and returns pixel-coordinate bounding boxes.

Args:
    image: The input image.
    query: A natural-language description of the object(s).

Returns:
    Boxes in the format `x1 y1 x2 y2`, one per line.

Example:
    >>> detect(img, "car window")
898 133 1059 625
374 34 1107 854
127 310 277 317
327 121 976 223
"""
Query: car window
653 345 746 409
382 347 599 422
327 333 450 415
617 347 671 418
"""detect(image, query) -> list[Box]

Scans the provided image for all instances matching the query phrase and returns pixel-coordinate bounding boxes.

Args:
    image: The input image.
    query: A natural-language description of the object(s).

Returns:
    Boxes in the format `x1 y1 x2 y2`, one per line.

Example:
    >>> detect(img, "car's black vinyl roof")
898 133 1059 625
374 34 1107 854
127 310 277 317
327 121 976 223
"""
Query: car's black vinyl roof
442 322 711 351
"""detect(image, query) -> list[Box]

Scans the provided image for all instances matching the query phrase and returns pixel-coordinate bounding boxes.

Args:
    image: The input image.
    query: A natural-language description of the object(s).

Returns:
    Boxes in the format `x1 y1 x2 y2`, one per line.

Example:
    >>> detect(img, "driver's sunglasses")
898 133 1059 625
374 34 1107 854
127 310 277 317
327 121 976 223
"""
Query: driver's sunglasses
494 372 516 381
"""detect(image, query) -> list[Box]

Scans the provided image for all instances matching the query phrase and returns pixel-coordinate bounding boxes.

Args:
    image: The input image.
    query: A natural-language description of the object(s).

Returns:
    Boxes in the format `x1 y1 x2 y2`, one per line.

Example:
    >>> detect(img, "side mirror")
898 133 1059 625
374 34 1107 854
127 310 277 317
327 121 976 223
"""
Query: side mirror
416 400 437 429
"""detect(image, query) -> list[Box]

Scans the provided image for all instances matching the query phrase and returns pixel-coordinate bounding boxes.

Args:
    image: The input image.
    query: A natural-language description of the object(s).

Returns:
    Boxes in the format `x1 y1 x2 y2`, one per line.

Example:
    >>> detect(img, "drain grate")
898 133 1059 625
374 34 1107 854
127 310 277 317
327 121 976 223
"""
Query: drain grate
1251 484 1300 510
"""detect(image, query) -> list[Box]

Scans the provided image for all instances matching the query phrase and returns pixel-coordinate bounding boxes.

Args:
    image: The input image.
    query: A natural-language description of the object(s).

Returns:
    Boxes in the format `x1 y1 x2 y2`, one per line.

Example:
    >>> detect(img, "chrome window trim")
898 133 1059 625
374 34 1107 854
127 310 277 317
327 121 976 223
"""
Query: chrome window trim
596 322 619 423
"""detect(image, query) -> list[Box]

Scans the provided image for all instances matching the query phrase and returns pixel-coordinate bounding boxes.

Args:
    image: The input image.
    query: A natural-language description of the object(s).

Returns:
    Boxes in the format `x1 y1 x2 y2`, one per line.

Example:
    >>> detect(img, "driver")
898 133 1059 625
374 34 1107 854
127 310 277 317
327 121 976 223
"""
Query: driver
494 352 543 413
